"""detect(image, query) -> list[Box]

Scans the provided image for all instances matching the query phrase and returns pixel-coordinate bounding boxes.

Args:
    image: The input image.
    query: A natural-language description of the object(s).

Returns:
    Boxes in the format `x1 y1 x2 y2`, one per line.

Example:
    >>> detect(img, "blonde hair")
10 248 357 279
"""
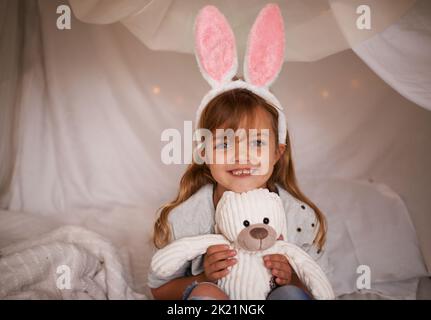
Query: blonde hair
153 87 327 250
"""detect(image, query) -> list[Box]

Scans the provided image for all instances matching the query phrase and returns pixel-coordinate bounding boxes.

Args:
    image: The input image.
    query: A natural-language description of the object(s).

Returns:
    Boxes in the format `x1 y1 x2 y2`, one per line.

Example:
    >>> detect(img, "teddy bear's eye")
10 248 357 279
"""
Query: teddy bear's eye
263 217 269 224
243 220 250 227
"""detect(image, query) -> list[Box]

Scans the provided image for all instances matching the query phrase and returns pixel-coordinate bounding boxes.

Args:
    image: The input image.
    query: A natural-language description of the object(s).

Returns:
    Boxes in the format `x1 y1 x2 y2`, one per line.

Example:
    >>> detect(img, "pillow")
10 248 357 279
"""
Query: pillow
299 176 428 297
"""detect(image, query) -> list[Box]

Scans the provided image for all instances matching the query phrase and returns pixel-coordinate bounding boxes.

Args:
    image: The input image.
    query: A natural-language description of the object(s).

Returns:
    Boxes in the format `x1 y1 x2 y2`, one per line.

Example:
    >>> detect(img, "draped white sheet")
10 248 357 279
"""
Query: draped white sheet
0 0 430 296
68 0 431 112
353 0 431 111
0 0 22 208
68 0 416 62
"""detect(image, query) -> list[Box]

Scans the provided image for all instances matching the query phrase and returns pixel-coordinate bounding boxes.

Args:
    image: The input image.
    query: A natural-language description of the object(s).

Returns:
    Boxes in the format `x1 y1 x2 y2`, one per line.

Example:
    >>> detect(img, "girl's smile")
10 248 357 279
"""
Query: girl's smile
228 167 258 177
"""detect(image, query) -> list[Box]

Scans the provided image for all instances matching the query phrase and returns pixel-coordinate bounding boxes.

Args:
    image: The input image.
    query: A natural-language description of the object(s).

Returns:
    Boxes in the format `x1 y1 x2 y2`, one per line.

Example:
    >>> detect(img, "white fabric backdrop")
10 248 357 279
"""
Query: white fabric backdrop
353 0 431 110
68 0 431 111
0 0 430 295
0 0 22 208
68 0 416 62
69 0 431 112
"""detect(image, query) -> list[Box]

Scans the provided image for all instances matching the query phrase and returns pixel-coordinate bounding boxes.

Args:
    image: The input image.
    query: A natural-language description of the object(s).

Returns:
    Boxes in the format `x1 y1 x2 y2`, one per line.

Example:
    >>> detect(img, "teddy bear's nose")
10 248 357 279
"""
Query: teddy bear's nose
250 227 268 240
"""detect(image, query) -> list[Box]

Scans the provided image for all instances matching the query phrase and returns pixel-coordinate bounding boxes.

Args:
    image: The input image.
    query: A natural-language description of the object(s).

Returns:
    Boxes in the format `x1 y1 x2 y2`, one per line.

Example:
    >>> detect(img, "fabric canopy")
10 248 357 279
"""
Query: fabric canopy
68 0 431 111
353 0 431 111
68 0 416 62
71 0 431 110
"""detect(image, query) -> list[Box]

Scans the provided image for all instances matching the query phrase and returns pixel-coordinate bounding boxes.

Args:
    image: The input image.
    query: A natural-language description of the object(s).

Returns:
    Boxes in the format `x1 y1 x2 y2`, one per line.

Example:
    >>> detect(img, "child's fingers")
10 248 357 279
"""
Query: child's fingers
264 256 292 284
263 254 288 263
209 258 237 274
271 268 291 282
211 268 230 281
275 277 288 285
206 244 230 256
207 249 236 265
264 260 291 272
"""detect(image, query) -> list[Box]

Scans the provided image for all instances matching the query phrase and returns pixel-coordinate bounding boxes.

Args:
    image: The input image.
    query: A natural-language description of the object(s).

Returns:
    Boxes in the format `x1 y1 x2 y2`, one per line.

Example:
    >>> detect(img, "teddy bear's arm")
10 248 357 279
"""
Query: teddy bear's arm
269 241 335 300
151 234 230 278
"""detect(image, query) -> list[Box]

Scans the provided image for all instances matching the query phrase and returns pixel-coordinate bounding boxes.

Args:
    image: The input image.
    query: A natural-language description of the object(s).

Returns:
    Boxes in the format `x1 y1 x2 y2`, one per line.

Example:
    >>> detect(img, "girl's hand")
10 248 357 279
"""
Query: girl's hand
263 254 292 286
203 244 237 283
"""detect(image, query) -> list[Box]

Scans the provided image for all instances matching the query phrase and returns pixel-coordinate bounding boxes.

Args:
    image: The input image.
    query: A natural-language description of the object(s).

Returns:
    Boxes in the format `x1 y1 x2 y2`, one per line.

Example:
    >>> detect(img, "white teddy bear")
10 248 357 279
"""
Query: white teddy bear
150 188 334 300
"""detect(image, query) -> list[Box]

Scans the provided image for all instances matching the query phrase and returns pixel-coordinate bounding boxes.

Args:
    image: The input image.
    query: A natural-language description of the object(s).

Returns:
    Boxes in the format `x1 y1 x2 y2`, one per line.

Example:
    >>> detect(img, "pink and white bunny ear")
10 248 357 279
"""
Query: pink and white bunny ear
244 4 285 88
194 6 238 88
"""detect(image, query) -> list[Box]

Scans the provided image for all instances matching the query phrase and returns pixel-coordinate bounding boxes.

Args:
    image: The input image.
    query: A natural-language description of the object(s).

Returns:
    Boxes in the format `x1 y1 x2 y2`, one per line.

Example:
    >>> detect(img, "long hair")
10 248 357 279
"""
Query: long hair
153 87 326 250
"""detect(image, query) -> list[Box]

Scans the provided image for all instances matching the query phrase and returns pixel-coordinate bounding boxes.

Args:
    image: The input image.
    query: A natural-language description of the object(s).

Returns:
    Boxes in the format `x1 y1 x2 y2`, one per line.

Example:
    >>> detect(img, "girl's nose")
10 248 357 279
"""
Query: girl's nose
234 139 249 164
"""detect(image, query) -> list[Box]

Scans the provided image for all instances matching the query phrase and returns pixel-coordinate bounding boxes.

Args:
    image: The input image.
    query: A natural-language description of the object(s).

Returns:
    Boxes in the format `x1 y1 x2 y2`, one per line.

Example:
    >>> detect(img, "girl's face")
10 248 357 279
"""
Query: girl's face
206 107 285 194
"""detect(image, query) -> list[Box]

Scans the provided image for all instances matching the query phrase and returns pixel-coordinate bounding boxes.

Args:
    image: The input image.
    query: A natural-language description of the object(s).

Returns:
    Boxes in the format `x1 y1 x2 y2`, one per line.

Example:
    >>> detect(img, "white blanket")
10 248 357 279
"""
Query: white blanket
0 225 147 300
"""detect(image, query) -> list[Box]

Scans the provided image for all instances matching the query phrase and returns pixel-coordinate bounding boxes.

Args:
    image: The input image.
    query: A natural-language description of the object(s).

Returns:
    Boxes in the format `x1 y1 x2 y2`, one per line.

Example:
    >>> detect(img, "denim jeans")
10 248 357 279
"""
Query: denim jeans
182 281 311 300
266 285 312 300
182 281 218 300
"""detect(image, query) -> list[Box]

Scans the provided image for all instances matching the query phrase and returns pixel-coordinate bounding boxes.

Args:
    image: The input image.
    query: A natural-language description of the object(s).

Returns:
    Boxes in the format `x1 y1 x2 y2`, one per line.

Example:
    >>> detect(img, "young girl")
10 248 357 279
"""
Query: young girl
148 4 327 300
148 87 327 300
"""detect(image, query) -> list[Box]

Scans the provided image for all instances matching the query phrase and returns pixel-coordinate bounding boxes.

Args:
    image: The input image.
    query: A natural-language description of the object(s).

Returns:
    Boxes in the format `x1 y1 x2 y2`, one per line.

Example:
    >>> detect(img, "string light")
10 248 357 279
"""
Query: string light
350 79 360 89
152 86 161 95
320 89 330 99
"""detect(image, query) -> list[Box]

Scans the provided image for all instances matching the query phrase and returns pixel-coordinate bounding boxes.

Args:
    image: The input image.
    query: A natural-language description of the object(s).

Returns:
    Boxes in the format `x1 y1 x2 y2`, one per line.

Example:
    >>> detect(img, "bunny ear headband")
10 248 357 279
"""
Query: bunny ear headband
194 4 287 144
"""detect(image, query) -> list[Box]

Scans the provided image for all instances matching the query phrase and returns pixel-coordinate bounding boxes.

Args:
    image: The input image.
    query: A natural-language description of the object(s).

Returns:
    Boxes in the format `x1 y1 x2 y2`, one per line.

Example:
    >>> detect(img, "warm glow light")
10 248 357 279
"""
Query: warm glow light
350 79 360 89
152 86 160 94
320 89 330 99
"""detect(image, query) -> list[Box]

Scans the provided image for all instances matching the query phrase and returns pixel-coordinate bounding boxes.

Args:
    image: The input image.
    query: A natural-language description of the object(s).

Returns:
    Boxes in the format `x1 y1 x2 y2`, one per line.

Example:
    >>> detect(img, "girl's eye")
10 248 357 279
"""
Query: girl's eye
215 141 230 149
243 220 250 227
263 217 269 224
250 139 265 147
